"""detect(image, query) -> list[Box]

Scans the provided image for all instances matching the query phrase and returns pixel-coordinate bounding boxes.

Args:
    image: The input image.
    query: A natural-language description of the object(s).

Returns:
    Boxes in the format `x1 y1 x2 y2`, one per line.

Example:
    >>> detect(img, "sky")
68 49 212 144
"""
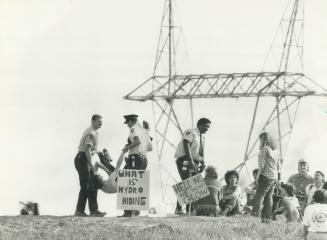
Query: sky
0 0 327 216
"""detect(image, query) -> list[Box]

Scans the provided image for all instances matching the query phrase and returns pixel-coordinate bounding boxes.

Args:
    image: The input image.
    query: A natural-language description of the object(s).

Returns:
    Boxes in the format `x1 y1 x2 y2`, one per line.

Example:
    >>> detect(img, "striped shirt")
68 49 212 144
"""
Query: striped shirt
258 146 281 180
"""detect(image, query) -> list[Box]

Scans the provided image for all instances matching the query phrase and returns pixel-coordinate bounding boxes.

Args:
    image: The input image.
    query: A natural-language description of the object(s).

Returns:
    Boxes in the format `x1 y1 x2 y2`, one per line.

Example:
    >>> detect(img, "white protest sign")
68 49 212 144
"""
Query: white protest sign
117 169 150 210
172 174 209 206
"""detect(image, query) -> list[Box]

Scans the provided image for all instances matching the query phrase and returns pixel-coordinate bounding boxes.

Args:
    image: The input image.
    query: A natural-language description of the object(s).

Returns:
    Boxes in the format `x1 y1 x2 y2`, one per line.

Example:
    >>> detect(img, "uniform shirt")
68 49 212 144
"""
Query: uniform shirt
303 203 327 232
128 123 150 155
258 146 281 180
175 128 204 161
306 184 323 204
287 173 314 199
78 127 98 153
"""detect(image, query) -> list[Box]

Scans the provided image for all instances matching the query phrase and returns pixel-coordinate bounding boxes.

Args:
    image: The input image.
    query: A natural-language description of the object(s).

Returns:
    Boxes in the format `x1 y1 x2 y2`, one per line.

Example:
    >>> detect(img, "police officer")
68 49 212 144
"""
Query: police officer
287 159 314 209
74 114 106 217
174 118 211 215
120 114 152 217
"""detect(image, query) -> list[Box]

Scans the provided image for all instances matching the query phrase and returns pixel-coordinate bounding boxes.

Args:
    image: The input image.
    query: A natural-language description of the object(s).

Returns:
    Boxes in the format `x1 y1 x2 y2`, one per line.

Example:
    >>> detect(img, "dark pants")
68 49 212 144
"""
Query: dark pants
74 152 98 213
175 157 197 213
123 154 147 216
251 175 277 220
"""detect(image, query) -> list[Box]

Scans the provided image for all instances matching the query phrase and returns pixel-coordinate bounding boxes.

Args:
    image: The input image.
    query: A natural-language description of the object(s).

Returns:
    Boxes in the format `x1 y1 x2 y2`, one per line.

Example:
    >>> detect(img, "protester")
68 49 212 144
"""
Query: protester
273 183 300 222
98 148 115 173
303 190 327 240
19 201 39 215
306 171 325 204
287 159 314 209
74 114 106 217
194 165 221 216
120 114 152 217
251 130 282 222
174 118 211 215
219 170 242 216
243 168 258 213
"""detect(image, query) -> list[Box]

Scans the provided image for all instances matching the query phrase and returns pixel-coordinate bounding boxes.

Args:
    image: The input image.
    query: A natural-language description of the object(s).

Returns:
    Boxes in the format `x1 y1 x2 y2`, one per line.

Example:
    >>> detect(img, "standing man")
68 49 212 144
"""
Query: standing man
287 159 314 209
174 118 211 215
74 114 106 217
120 114 152 217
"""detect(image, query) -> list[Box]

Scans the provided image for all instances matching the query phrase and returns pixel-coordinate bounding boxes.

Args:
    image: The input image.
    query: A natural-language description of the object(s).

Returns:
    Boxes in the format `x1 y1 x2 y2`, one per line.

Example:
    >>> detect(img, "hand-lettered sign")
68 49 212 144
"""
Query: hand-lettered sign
117 169 150 210
172 174 209 206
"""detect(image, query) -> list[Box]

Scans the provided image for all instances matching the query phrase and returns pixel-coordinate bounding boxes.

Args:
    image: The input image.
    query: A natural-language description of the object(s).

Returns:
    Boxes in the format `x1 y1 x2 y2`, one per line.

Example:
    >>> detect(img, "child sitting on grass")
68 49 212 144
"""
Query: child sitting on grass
219 170 242 216
273 182 300 222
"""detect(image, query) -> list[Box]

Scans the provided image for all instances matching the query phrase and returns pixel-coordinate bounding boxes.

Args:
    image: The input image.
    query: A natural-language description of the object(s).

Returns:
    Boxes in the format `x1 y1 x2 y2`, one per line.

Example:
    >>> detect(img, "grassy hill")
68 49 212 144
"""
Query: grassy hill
0 215 302 240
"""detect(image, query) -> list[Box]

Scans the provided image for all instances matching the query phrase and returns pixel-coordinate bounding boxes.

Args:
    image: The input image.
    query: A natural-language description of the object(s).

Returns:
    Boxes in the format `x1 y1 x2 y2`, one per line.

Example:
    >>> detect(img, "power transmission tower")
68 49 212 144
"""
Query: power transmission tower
124 0 327 205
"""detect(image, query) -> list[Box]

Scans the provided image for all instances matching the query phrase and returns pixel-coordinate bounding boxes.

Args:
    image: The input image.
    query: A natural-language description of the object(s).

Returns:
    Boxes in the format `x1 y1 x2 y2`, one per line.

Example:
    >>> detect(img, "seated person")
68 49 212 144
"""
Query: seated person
219 170 242 216
243 168 258 213
303 190 327 240
19 201 39 215
194 165 221 216
273 183 300 222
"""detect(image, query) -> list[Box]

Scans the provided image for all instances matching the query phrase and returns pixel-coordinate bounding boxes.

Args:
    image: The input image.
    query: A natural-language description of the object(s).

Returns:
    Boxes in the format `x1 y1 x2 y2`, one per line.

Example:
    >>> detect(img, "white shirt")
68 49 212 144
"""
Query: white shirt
78 127 98 153
306 184 323 204
303 203 327 232
175 128 204 161
128 122 151 155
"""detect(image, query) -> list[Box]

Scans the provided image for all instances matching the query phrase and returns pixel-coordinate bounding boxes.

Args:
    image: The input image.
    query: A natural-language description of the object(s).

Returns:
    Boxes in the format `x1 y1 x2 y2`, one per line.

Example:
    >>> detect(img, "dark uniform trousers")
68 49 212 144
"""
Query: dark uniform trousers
176 156 197 212
123 154 148 216
74 152 98 213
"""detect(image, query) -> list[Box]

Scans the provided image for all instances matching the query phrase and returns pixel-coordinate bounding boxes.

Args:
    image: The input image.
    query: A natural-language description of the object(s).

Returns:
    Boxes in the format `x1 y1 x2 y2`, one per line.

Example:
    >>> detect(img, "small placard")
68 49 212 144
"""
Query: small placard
173 174 209 206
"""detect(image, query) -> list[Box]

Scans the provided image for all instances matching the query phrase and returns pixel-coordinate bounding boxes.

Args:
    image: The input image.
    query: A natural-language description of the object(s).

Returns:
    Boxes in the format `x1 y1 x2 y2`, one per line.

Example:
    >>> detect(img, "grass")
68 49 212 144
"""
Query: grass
0 215 303 240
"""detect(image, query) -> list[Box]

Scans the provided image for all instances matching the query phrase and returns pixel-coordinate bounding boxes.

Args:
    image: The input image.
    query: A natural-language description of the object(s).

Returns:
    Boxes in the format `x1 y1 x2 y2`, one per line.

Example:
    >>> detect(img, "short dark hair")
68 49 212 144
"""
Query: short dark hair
92 114 102 121
224 170 239 185
281 183 296 197
253 168 259 175
197 118 211 127
312 190 325 204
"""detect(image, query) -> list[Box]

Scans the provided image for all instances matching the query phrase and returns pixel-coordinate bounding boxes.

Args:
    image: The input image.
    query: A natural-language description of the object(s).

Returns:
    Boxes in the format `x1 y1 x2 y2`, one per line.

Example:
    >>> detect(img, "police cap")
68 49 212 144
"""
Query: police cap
123 114 138 124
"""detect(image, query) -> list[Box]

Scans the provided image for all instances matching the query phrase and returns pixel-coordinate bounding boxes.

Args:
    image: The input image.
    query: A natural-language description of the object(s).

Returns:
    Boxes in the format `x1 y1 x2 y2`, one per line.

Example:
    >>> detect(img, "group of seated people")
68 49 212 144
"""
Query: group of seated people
194 165 327 224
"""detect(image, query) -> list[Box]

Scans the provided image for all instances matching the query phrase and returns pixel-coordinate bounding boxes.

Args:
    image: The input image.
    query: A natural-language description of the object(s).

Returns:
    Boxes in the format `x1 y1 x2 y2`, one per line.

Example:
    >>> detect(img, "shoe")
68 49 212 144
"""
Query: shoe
74 210 87 217
90 210 106 217
118 213 132 217
118 210 133 217
174 209 184 216
133 210 140 217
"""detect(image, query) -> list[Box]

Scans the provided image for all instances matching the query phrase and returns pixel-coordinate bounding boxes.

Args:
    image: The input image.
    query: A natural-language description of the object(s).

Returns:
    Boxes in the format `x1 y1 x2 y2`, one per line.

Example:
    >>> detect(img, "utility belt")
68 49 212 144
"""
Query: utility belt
176 156 202 173
127 154 147 168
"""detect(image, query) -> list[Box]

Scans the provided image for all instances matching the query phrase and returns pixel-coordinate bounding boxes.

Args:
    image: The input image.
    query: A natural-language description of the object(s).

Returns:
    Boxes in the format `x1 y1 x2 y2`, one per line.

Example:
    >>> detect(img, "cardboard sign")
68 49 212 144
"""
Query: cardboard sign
173 174 209 206
117 169 150 210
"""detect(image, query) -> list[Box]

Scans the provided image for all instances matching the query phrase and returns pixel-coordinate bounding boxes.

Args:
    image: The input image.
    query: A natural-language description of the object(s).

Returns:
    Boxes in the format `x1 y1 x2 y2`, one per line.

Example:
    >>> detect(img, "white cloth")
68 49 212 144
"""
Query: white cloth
175 128 204 161
128 122 151 155
307 184 323 204
303 203 327 233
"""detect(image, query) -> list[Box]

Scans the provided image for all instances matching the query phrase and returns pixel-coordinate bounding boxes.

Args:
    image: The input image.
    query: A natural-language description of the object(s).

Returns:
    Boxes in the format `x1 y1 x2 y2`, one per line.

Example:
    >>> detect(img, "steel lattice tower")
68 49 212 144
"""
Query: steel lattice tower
124 0 327 205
